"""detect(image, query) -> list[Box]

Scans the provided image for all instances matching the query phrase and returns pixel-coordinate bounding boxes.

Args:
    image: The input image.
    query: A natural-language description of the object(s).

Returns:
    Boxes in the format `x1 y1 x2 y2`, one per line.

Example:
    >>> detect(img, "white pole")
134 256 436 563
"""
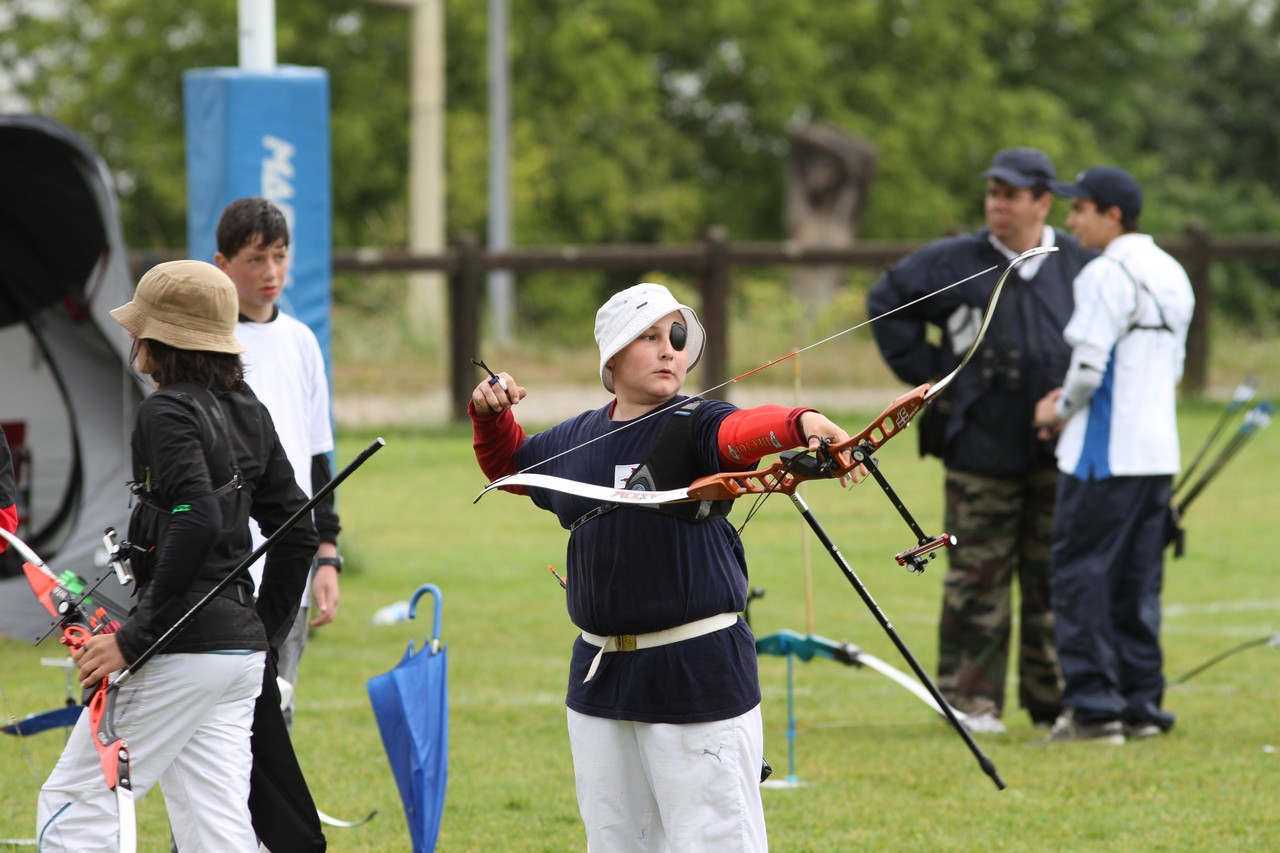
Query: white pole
406 0 447 350
238 0 277 71
487 0 513 346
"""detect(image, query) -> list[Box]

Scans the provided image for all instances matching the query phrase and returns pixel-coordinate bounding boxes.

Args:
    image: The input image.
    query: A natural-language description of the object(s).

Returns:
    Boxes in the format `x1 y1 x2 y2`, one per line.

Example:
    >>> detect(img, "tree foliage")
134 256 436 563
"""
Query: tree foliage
3 0 1280 258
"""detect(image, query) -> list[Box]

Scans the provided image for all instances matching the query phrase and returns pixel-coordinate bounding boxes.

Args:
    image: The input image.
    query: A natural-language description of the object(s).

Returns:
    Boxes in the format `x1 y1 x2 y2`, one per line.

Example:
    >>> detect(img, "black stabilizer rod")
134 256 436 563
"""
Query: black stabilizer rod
787 490 1006 790
112 437 387 689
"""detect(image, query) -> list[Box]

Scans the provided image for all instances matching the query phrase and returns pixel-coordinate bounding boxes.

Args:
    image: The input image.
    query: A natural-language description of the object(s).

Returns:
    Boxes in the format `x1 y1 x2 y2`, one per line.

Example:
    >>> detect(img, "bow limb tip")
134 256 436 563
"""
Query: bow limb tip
1015 244 1058 263
473 476 513 504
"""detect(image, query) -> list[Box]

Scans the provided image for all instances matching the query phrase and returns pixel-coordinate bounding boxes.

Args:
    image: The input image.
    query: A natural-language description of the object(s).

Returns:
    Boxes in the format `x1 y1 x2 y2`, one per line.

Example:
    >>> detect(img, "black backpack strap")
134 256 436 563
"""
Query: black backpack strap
195 389 245 497
156 385 243 496
625 399 732 524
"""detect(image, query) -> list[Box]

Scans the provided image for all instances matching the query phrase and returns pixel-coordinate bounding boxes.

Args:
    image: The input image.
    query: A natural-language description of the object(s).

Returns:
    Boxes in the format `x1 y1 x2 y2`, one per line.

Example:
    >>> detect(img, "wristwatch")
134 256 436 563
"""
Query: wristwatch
315 555 343 573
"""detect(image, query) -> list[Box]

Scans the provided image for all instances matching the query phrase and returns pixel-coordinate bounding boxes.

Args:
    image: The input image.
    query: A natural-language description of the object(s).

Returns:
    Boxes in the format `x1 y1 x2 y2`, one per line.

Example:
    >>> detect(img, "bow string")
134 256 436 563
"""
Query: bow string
476 245 1057 505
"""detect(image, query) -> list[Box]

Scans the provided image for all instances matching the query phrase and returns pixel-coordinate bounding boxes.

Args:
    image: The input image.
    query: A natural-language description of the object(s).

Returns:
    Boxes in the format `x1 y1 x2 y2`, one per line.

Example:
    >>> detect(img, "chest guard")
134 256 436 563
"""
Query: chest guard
624 399 733 524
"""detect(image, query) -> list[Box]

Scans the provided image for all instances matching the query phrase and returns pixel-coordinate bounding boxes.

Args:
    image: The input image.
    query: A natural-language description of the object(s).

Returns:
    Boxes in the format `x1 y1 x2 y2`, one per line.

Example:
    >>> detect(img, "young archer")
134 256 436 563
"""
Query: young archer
470 282 859 852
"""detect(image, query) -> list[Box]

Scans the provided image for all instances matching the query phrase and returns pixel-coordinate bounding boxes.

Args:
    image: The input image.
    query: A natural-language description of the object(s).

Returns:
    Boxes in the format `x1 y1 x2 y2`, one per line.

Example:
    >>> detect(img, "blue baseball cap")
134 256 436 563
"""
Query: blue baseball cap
980 147 1056 188
1051 166 1143 220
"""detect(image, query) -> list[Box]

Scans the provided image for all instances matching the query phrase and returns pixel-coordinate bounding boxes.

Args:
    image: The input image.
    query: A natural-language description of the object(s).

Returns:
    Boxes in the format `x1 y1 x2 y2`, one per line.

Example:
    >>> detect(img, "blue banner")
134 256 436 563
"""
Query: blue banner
183 67 333 373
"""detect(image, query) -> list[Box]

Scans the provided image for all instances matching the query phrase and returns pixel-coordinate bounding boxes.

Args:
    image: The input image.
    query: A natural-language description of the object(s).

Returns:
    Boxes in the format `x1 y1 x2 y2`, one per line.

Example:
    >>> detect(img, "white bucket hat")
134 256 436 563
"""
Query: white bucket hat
595 282 705 393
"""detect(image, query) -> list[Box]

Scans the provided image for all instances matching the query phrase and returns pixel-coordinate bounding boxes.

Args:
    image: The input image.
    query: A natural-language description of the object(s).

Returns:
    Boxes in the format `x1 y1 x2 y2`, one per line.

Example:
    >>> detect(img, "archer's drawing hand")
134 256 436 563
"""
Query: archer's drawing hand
798 412 867 487
72 633 126 688
471 373 527 416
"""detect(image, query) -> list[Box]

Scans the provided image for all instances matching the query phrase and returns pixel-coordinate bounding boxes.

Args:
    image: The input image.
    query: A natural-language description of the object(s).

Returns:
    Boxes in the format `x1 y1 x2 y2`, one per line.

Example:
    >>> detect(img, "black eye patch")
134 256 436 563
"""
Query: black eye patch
670 322 687 351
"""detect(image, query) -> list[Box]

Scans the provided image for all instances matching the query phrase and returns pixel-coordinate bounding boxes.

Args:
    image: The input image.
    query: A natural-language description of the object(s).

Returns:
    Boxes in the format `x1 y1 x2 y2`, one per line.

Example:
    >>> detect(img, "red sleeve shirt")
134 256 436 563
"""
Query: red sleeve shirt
0 432 18 550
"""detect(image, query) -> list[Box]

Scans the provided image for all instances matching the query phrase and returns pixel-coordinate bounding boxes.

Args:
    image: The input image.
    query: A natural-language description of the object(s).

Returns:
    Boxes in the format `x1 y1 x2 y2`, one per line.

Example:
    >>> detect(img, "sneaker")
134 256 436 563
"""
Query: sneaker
1038 710 1125 745
1123 720 1171 739
960 710 1007 734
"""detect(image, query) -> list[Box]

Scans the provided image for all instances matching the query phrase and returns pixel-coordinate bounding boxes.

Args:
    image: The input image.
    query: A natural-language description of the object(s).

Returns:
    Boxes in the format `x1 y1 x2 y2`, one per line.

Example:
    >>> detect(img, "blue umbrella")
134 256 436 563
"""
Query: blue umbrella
367 584 448 852
1 703 83 736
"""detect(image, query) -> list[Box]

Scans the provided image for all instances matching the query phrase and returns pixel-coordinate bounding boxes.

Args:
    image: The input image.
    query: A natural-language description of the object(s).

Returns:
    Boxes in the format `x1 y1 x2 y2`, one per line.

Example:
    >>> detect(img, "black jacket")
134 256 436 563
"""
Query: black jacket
866 229 1096 476
115 382 317 662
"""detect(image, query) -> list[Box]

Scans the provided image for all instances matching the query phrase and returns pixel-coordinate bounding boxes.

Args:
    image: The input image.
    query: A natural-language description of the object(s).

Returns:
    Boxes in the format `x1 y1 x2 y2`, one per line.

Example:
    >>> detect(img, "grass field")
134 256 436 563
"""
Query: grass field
2 399 1277 851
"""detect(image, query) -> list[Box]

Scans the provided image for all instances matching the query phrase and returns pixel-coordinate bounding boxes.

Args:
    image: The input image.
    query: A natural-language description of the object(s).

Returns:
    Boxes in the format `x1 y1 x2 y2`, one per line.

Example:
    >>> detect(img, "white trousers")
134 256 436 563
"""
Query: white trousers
37 652 265 852
568 705 768 852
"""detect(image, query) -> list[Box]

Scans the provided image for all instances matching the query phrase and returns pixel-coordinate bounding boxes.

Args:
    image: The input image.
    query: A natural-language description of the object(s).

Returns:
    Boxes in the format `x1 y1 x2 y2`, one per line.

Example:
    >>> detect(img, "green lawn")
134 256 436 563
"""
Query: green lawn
2 400 1277 850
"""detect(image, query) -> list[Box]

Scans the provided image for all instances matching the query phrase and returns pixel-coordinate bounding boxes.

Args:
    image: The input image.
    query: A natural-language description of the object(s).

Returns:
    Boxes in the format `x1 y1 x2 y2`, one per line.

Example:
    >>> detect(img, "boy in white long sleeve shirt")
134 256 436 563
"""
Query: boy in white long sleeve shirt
1033 166 1194 743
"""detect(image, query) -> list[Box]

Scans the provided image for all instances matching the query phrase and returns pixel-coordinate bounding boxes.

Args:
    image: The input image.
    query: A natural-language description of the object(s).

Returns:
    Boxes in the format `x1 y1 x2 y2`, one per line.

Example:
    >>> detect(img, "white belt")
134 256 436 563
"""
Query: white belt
579 612 740 682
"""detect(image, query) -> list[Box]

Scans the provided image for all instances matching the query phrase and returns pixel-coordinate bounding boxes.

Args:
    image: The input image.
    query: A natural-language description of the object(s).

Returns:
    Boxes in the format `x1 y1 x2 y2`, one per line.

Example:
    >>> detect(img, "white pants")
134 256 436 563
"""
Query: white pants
568 705 768 852
37 652 265 852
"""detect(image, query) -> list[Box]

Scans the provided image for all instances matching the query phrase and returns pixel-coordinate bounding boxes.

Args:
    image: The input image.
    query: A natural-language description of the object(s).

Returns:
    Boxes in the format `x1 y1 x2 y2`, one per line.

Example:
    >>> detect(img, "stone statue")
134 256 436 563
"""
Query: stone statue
787 124 877 316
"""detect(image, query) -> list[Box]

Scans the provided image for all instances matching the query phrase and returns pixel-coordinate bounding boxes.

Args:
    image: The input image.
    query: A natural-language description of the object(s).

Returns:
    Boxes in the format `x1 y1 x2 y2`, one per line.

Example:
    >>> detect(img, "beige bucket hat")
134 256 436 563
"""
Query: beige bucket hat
110 260 245 354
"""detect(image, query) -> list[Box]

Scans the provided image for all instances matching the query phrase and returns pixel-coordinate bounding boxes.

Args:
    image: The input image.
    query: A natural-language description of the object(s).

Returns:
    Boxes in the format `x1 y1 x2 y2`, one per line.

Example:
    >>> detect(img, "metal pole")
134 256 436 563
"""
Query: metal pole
237 0 276 71
407 0 448 350
358 0 448 348
487 0 513 346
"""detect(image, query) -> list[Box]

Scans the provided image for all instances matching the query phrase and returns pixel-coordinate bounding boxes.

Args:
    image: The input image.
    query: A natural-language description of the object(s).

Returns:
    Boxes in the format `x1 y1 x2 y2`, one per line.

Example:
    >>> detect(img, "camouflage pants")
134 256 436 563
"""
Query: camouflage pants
936 465 1063 722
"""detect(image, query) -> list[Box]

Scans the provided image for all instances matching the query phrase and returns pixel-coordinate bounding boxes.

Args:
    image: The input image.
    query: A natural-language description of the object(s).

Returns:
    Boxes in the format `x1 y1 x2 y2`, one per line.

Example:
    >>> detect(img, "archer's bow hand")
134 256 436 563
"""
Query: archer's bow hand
72 633 127 689
471 371 527 416
798 411 866 487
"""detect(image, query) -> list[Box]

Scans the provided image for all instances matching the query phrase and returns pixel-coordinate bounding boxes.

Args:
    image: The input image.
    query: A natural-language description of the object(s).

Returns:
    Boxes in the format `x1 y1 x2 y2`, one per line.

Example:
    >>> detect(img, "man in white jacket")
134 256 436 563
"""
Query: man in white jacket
1033 166 1195 744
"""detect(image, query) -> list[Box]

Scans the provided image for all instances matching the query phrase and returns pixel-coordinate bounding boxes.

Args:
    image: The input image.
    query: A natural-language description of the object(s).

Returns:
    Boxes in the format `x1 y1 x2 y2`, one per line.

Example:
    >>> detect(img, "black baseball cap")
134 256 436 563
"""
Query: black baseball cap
1051 166 1143 220
979 147 1056 188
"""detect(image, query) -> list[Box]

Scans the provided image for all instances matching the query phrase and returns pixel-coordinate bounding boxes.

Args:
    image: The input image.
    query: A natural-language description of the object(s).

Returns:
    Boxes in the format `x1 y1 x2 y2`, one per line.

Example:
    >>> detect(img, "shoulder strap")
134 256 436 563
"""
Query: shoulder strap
1105 256 1173 334
146 384 243 498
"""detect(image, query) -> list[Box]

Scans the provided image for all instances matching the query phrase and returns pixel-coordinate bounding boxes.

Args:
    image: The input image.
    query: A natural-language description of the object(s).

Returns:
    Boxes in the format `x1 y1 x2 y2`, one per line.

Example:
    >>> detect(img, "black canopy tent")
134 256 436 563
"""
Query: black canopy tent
0 115 145 638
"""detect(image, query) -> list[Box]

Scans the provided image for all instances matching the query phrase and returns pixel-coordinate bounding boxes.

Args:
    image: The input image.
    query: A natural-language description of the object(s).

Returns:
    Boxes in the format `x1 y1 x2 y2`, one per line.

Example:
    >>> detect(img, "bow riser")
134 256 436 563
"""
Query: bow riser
687 384 929 501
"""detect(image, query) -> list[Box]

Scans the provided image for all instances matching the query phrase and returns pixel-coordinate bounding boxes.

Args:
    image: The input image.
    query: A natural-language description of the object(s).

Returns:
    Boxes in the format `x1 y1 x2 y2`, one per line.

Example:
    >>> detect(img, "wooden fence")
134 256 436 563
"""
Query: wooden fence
131 225 1280 420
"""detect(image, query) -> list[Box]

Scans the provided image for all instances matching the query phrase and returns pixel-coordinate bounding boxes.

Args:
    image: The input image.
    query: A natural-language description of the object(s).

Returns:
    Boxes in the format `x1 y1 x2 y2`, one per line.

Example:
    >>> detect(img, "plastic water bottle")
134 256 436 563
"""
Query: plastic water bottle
370 600 411 625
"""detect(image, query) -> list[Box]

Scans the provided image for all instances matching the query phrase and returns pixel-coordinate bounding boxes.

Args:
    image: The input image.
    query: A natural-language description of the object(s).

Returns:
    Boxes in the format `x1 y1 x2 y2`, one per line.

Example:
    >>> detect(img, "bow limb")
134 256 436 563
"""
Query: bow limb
925 244 1057 400
86 677 136 852
0 528 71 622
687 245 1059 501
474 472 695 505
